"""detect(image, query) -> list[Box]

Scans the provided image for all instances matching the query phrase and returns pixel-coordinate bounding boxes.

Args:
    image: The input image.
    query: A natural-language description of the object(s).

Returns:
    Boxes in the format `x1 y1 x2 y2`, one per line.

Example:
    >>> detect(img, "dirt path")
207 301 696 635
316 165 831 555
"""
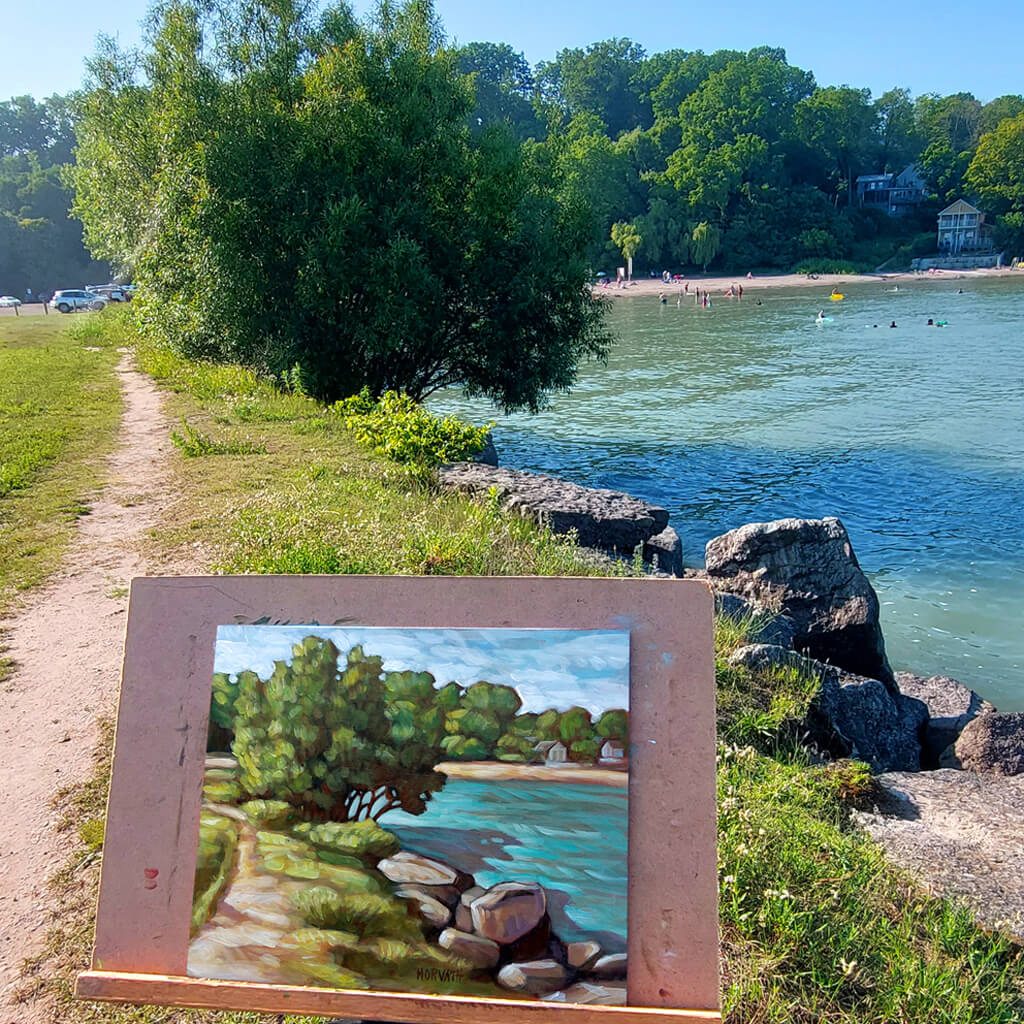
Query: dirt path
0 354 182 1017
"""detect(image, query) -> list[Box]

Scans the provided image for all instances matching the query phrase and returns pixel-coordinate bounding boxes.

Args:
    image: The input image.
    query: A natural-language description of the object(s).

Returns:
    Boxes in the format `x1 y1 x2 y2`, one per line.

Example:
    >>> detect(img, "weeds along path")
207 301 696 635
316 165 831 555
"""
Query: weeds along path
0 354 180 1015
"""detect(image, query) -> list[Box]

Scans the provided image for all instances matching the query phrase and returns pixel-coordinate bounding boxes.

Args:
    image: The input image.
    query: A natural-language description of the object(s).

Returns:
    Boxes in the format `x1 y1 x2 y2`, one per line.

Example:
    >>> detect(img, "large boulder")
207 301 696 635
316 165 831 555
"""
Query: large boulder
705 517 893 683
940 712 1024 776
854 769 1024 943
470 882 546 945
895 672 996 767
729 646 924 772
393 887 451 930
437 464 669 555
812 667 927 773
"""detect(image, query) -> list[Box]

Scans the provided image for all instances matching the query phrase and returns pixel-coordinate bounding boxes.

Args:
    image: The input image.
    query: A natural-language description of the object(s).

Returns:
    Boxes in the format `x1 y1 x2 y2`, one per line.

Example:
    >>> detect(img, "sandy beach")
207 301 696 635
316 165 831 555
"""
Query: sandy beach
593 265 1024 300
437 760 628 788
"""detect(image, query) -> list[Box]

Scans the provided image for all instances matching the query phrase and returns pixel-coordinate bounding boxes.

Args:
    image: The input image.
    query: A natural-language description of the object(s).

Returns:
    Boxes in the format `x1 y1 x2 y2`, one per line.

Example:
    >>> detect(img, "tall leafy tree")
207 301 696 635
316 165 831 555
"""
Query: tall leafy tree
231 638 447 822
70 0 609 411
537 38 652 137
456 42 543 141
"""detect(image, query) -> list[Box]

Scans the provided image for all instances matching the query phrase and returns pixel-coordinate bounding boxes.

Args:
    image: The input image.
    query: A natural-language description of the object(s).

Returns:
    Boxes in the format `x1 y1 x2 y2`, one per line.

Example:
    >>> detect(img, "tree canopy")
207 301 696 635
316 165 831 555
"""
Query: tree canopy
70 0 608 411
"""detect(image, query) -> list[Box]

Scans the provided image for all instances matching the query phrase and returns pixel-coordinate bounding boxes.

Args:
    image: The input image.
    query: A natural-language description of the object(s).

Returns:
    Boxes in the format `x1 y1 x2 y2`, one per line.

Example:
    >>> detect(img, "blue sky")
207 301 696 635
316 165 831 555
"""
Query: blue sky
3 0 1021 103
213 626 630 714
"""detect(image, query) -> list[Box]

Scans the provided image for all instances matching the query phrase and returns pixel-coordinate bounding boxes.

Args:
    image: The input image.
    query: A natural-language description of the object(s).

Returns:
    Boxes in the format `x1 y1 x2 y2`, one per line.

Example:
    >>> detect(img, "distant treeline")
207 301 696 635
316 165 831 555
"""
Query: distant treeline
455 39 1024 271
7 33 1022 303
0 96 109 296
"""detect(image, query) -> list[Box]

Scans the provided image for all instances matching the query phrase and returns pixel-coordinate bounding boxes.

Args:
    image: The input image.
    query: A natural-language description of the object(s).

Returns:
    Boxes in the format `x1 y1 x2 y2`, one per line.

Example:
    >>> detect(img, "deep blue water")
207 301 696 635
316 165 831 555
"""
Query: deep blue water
379 777 627 947
431 277 1024 709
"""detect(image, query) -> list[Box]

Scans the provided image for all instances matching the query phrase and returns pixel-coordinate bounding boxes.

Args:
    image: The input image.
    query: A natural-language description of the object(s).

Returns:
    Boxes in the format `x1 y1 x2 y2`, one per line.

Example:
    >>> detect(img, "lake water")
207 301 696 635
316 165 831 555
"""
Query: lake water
431 277 1024 711
379 777 628 947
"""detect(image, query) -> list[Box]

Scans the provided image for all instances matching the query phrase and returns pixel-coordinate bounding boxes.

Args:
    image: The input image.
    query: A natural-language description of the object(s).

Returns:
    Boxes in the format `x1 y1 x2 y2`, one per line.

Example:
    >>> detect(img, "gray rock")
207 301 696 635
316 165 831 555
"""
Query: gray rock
470 882 546 945
705 516 893 684
854 769 1024 943
376 851 472 889
438 928 500 968
473 434 499 467
895 671 997 766
566 940 602 971
586 953 628 980
393 887 451 930
437 463 669 554
497 959 569 996
812 667 926 773
728 643 807 673
942 713 1024 775
542 982 628 1005
642 526 683 577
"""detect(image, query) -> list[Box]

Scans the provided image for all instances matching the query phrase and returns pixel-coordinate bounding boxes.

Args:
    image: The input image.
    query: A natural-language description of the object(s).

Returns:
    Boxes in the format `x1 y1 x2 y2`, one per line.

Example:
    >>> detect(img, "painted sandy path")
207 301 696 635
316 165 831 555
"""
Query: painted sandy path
0 354 183 1020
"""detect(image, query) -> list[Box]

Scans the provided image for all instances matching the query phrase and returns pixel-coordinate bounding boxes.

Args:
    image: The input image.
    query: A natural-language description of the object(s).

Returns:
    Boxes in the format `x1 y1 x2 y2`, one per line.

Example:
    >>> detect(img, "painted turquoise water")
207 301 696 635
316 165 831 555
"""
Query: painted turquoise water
431 277 1024 710
379 777 628 948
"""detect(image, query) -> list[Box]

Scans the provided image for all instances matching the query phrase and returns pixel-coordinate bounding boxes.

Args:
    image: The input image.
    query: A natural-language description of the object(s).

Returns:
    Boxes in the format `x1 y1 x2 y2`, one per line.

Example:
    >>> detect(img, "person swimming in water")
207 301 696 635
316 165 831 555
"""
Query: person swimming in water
816 309 826 322
889 321 897 328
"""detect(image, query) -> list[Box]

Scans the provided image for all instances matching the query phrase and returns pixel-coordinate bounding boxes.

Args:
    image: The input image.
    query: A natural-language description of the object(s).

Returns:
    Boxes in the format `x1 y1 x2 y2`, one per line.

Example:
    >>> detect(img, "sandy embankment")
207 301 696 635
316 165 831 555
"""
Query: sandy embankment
437 760 628 789
594 265 1024 300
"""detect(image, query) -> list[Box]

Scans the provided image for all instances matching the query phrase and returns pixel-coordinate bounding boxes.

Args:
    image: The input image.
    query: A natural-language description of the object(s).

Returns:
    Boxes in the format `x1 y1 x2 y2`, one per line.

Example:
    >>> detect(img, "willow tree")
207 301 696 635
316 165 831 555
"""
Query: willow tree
70 0 609 412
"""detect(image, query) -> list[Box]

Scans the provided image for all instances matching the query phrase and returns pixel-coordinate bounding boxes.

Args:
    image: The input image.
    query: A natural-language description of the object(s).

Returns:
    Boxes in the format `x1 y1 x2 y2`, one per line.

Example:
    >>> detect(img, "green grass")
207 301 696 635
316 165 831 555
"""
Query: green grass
19 316 1024 1023
0 315 122 616
131 332 620 580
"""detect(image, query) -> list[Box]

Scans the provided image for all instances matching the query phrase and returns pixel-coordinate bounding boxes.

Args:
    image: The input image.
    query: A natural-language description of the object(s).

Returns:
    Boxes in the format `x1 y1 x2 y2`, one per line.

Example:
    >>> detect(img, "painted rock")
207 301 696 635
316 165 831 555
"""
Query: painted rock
587 953 628 979
376 850 472 889
497 958 569 995
470 882 546 944
438 928 501 968
393 887 451 929
566 940 602 971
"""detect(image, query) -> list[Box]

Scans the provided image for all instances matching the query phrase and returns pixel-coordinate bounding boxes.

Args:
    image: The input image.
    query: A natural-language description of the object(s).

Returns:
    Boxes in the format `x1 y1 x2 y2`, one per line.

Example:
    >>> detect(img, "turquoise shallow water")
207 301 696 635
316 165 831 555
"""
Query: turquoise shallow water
380 778 628 947
431 277 1024 710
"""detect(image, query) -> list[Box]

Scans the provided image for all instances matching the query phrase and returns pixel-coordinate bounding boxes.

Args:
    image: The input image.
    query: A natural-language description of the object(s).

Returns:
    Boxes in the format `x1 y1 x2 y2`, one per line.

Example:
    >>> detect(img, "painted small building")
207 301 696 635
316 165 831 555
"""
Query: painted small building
937 199 991 253
855 165 925 215
600 740 625 760
533 740 568 764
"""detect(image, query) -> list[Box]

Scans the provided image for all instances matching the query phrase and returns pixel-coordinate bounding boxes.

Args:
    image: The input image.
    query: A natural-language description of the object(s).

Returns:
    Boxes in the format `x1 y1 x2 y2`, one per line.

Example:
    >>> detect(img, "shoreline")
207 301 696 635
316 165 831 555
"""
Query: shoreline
593 265 1024 300
437 760 628 789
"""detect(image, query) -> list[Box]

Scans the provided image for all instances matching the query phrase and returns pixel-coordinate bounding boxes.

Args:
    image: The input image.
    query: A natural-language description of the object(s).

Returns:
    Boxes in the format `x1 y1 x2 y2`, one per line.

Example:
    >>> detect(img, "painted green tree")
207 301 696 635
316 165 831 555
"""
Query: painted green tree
230 637 446 822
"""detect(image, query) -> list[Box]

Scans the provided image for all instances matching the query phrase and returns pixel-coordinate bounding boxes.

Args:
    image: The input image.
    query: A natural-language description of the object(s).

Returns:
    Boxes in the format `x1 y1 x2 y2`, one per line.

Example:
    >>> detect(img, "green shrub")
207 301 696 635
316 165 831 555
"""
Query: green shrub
333 389 492 468
291 887 417 939
292 819 401 861
240 799 294 829
76 817 105 852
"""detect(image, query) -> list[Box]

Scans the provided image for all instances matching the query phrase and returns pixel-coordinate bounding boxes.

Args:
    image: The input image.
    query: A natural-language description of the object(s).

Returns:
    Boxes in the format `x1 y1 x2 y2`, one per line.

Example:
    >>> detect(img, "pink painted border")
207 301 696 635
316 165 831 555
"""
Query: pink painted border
90 576 719 1014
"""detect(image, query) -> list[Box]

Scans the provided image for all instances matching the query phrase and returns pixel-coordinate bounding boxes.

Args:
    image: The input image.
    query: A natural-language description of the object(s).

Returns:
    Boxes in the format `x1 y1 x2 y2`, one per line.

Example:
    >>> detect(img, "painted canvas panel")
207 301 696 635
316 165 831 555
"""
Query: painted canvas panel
189 626 631 1006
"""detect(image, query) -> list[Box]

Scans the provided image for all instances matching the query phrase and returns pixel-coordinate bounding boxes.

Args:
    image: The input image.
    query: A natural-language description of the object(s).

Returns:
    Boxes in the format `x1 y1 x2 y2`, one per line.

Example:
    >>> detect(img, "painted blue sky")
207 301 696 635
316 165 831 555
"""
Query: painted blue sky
213 626 630 714
3 0 1020 103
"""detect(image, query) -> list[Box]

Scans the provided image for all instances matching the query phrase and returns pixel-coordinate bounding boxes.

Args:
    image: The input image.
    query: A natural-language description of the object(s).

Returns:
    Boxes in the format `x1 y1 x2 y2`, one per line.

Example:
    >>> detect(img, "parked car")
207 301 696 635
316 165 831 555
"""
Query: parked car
0 295 22 307
49 290 108 313
86 284 131 302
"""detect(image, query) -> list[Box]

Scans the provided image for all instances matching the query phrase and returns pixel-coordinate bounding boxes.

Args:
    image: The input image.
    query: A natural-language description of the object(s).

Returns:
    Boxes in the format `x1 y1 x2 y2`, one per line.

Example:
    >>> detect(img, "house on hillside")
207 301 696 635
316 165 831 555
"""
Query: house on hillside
533 740 568 764
937 199 992 253
855 165 925 215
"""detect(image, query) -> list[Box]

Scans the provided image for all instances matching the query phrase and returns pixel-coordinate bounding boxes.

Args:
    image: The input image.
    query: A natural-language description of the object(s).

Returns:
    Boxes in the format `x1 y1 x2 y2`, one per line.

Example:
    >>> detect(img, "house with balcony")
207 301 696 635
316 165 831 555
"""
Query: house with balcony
937 199 992 253
855 165 926 215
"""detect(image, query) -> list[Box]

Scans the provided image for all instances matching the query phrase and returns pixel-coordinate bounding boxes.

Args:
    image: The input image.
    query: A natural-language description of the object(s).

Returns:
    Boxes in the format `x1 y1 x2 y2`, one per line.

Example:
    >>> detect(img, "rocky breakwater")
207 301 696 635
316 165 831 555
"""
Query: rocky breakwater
436 462 683 576
377 850 626 1004
705 515 1024 941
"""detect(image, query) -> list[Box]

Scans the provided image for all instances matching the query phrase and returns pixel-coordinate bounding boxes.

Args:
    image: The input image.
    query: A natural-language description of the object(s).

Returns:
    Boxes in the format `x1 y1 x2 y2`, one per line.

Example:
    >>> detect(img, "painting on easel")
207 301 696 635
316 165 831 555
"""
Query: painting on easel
190 625 630 1005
